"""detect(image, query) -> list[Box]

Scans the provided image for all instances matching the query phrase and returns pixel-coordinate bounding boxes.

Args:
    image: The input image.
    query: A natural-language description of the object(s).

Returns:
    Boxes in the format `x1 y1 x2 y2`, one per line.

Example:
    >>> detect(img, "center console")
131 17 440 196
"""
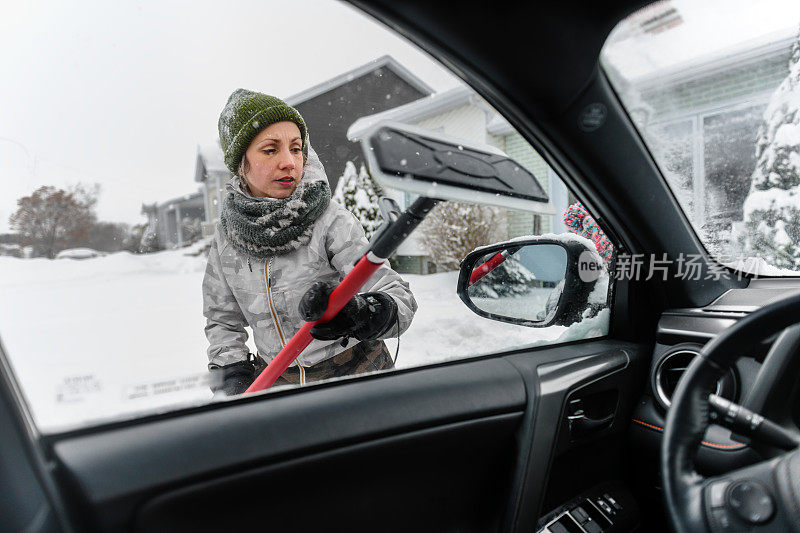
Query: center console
536 482 639 533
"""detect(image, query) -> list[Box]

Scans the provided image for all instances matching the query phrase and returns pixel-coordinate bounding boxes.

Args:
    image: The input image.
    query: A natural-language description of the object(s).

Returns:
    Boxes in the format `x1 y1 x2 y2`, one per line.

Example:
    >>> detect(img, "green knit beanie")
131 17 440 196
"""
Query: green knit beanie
218 89 307 174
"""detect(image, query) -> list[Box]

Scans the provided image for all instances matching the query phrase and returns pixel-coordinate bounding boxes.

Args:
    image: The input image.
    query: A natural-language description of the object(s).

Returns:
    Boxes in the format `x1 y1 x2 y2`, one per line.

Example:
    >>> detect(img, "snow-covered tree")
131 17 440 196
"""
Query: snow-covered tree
139 225 161 253
416 201 502 271
123 223 147 253
180 217 203 245
736 30 800 270
332 161 385 240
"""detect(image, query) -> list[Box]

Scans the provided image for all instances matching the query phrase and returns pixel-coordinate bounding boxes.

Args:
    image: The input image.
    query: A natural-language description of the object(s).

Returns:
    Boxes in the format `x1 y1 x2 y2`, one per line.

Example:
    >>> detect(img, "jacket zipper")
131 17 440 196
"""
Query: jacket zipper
265 258 306 385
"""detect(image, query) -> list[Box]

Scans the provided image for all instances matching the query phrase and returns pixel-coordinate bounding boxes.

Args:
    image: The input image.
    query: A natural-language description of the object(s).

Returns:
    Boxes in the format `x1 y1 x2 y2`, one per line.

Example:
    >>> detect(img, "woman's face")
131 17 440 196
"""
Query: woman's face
242 121 304 198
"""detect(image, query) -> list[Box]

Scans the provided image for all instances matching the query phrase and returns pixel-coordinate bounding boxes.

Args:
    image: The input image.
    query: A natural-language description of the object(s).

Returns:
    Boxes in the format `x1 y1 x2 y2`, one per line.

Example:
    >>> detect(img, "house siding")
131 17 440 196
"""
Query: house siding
292 67 428 191
503 132 554 236
414 104 488 143
640 52 790 120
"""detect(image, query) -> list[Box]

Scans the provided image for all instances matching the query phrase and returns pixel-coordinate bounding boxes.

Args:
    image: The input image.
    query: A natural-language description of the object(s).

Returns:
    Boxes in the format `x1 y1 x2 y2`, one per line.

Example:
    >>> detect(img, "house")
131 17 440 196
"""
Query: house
285 55 433 190
194 142 230 236
605 23 796 235
347 85 573 274
141 190 205 249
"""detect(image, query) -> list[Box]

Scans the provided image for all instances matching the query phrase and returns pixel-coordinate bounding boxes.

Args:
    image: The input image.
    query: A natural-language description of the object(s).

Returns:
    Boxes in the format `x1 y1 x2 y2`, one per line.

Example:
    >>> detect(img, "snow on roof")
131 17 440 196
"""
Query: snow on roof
143 190 205 214
195 143 229 183
602 0 800 87
348 85 499 140
486 113 514 136
197 143 227 172
284 55 434 107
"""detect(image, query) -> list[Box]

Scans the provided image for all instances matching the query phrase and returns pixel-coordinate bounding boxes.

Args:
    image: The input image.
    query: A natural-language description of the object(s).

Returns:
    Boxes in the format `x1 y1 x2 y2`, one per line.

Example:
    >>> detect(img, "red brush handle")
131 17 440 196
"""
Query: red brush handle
245 254 382 393
468 251 507 286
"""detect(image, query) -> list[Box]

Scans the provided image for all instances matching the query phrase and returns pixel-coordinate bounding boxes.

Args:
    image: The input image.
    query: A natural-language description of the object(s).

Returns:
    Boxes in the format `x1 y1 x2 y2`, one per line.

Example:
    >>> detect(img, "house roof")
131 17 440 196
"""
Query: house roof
347 84 515 140
604 21 797 90
194 143 229 183
632 28 796 91
141 190 204 215
284 55 434 106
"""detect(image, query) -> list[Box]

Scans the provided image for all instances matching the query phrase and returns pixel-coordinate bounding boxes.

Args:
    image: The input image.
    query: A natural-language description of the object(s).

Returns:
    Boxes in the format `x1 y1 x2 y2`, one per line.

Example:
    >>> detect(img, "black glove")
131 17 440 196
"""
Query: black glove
299 281 398 341
209 360 255 396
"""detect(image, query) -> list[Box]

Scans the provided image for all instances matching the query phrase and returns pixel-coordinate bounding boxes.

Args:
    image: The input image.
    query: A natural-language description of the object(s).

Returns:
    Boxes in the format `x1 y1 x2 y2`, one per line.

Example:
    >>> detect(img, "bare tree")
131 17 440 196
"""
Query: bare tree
416 201 502 271
9 185 98 258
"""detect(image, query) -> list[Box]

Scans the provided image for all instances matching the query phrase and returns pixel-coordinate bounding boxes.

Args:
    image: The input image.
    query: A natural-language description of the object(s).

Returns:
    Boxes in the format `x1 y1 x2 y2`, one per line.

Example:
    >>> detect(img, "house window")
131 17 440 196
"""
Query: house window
646 101 766 240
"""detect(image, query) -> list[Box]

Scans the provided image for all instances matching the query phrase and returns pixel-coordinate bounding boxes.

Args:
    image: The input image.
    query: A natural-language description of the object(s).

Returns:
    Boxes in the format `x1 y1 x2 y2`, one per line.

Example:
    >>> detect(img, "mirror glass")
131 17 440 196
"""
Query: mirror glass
465 244 567 323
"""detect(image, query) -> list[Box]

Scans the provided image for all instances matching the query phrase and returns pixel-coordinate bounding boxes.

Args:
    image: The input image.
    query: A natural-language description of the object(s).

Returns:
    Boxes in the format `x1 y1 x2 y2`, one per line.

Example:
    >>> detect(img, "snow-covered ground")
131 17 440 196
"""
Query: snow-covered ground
0 244 608 432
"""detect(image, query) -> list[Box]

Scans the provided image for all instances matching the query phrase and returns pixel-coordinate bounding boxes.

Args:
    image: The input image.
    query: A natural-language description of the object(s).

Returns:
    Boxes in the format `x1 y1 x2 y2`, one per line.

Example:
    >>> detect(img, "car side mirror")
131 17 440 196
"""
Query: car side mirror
457 236 607 327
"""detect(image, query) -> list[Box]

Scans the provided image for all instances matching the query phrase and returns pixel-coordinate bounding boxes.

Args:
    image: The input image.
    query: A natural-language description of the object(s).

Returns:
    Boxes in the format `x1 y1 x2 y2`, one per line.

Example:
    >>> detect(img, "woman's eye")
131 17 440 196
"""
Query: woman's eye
291 147 302 153
262 149 276 155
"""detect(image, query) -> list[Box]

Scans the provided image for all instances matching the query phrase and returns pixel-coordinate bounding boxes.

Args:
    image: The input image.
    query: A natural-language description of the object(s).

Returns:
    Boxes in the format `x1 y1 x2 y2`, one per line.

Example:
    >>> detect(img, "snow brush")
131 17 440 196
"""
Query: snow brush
245 197 440 393
467 246 521 287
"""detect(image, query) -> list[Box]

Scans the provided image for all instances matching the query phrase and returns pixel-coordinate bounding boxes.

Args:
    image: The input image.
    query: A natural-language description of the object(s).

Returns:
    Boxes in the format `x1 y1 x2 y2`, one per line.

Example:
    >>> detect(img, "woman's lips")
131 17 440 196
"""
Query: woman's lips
275 176 295 188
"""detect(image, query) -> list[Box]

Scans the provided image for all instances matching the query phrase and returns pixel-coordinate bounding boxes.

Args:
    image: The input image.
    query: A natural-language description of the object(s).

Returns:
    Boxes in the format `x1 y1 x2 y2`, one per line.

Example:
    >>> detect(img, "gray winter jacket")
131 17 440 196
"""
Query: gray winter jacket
202 146 417 370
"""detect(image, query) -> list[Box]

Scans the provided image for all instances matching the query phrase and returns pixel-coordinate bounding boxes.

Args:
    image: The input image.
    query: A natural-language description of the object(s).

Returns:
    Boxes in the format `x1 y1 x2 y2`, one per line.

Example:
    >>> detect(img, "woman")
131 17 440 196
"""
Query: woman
204 89 417 396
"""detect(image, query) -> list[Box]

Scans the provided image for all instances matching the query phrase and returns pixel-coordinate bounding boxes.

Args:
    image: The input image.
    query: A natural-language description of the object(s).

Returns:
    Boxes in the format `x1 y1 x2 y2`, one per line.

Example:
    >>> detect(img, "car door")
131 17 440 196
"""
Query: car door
1 1 749 532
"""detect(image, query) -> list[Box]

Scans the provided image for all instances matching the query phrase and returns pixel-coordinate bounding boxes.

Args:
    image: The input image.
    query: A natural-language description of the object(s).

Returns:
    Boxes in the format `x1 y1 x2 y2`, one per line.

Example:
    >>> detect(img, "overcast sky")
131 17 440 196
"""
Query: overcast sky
0 0 459 231
2 0 799 233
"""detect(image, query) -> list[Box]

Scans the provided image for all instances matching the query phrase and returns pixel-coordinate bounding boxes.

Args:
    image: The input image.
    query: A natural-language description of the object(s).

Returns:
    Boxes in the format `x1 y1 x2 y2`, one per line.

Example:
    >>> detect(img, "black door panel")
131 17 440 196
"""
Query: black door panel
136 413 521 532
50 358 526 531
501 341 648 531
44 341 647 531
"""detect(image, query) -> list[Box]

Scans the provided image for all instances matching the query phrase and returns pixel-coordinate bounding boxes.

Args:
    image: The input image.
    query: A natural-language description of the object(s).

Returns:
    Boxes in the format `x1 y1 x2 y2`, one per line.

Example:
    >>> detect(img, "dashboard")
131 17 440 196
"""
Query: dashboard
631 279 800 476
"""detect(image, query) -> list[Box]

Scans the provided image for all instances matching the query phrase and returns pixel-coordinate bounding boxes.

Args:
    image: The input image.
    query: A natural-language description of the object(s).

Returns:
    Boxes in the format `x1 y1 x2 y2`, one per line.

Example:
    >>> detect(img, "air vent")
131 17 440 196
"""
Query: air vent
652 344 737 410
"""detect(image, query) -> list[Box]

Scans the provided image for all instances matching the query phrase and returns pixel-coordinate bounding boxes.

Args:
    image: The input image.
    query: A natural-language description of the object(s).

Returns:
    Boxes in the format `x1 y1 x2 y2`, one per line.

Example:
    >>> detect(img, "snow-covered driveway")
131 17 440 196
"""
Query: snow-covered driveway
0 245 603 432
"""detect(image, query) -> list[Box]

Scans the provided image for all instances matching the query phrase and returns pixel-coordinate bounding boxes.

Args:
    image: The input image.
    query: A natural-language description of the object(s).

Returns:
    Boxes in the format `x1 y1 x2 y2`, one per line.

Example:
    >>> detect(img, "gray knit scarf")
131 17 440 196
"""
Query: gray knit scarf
220 179 331 259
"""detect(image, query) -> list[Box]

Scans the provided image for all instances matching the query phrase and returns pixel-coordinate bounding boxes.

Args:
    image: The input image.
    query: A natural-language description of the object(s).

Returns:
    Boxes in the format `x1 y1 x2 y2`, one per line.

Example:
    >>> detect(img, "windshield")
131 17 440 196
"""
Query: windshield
601 0 800 276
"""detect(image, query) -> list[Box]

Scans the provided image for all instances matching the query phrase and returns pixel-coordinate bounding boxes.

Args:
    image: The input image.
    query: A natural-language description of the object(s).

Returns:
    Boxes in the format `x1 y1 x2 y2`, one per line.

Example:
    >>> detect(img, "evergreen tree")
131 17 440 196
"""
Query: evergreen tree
736 29 800 269
139 225 161 253
332 161 384 240
180 217 203 245
124 223 148 253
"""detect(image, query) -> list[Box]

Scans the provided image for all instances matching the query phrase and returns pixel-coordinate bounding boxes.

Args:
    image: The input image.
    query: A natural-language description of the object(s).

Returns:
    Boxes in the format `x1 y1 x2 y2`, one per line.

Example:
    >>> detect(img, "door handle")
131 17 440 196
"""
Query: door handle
568 412 614 438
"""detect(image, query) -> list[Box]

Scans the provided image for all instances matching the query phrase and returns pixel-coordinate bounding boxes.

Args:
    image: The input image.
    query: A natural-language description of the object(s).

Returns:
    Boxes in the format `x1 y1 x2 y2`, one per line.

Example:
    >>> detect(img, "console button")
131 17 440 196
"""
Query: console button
546 522 569 533
603 492 622 510
727 481 774 524
707 481 730 508
595 498 615 516
711 508 736 531
570 506 590 524
583 520 602 533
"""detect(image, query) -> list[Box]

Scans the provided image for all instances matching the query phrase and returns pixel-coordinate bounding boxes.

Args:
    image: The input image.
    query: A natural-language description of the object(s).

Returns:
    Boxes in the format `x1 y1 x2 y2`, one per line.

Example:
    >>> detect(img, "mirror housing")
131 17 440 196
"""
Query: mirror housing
457 236 607 327
355 121 556 213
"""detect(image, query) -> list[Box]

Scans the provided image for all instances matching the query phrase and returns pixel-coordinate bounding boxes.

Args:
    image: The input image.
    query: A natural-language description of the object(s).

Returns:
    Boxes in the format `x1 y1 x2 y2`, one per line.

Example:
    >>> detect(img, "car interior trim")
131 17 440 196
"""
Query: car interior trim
631 418 746 450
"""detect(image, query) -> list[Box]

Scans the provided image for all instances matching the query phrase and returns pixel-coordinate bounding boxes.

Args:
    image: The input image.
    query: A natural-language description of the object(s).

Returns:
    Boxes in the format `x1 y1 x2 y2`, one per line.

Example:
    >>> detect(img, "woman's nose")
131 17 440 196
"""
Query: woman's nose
278 149 295 170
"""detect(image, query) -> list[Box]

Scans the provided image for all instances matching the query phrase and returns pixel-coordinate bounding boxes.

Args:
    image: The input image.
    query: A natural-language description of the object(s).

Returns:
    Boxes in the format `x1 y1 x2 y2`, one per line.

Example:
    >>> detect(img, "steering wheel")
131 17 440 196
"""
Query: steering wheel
662 293 800 532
